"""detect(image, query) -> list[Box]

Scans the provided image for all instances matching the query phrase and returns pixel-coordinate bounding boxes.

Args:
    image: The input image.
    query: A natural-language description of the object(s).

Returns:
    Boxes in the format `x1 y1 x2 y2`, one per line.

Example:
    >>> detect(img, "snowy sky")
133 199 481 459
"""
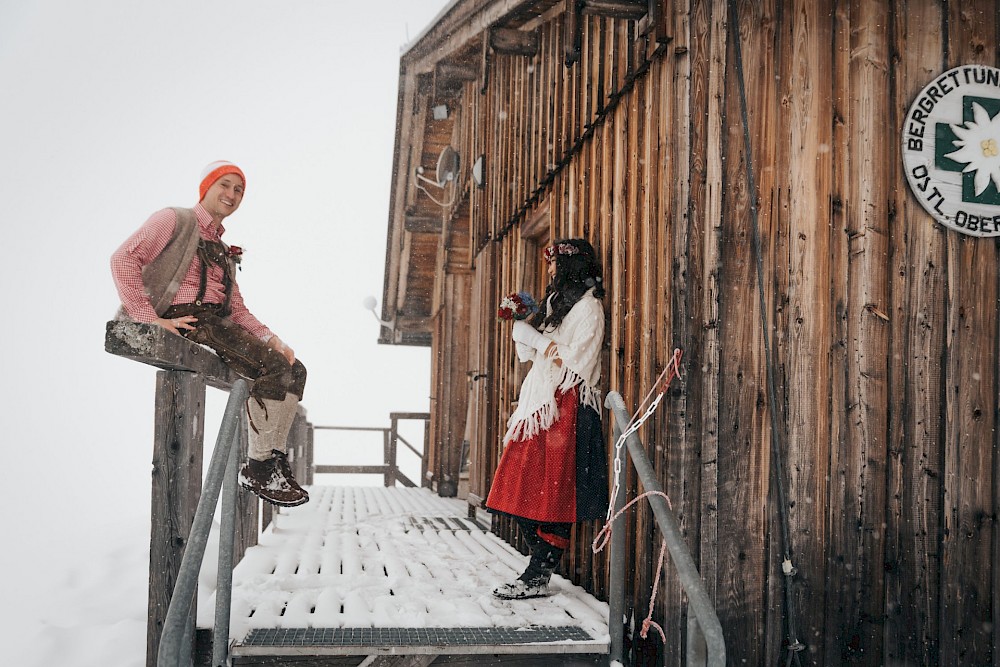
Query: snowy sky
1 1 454 663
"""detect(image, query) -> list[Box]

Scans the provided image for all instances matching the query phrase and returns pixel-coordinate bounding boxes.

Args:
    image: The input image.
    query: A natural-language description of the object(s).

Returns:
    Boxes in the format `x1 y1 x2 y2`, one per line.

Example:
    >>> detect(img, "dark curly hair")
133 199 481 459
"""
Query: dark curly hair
529 238 605 330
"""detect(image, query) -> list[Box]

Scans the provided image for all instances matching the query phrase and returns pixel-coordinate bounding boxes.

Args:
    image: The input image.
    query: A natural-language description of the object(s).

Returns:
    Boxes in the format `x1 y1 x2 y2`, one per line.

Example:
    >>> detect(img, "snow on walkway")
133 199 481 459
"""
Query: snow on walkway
199 486 610 644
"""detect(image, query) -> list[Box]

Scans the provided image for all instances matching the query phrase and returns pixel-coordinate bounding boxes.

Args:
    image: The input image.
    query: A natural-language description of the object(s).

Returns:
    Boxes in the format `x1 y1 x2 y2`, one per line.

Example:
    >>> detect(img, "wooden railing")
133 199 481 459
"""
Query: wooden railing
157 378 249 667
105 320 313 667
107 320 434 665
313 412 430 488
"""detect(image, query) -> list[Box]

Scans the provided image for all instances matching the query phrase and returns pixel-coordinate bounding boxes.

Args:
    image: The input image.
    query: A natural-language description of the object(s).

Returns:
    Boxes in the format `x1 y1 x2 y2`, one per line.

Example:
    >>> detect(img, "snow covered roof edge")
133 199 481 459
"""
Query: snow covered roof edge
401 0 464 56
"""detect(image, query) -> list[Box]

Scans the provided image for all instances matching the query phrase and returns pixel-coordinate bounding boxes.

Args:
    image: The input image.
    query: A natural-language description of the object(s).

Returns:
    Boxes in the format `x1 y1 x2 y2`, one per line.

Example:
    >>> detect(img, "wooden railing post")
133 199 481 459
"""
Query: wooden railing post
389 416 401 487
287 409 312 485
148 369 205 667
304 417 315 486
422 417 431 488
382 425 395 487
312 415 427 487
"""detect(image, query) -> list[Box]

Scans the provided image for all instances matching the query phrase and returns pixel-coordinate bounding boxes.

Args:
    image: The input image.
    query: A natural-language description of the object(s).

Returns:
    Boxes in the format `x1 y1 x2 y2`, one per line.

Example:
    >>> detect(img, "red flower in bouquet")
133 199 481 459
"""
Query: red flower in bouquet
497 291 539 322
227 245 243 268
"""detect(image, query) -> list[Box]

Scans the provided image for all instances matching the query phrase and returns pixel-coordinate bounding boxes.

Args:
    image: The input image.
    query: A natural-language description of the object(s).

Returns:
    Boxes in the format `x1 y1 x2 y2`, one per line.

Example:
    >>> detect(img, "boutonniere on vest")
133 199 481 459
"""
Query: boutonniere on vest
227 245 244 269
498 291 539 322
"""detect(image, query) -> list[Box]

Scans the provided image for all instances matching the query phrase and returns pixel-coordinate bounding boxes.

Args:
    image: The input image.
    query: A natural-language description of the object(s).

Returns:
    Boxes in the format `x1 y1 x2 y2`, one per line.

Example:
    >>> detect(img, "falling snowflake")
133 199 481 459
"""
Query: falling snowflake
945 101 1000 196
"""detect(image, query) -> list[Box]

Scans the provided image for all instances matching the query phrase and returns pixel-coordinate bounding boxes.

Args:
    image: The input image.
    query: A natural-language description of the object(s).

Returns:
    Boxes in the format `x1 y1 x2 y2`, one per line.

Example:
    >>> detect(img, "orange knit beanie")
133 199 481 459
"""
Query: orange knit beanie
199 161 246 200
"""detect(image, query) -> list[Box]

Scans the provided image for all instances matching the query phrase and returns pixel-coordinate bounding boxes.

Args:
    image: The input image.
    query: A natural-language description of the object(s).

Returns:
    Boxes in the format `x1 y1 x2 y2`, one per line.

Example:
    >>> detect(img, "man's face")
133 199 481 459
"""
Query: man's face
200 174 244 220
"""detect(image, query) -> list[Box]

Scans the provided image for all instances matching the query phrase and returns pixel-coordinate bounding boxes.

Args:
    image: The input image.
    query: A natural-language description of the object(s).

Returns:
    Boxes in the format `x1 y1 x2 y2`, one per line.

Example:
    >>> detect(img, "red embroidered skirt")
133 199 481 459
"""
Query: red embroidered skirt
486 386 607 523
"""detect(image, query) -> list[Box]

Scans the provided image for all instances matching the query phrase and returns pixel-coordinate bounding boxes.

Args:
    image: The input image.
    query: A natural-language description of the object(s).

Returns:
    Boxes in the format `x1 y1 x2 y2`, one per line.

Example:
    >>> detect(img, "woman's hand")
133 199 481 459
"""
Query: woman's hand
154 315 197 335
268 336 296 365
512 320 551 353
544 341 562 367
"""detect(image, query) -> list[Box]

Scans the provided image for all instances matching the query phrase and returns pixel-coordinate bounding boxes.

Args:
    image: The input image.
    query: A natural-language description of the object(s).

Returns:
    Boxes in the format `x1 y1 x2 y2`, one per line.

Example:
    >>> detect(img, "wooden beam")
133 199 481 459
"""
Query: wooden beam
433 60 475 100
314 464 392 475
637 0 671 44
581 0 647 20
433 78 463 100
467 492 485 520
106 320 238 390
480 31 490 94
489 27 540 56
405 215 443 234
416 72 433 96
398 330 433 347
388 412 431 420
148 370 204 667
384 429 396 486
436 62 479 84
564 0 582 64
386 70 418 329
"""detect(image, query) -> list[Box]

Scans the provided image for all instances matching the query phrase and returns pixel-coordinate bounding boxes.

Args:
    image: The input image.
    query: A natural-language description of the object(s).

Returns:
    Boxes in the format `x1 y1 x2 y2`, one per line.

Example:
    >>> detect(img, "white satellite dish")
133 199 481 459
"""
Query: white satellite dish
435 146 459 187
414 146 462 207
472 154 485 188
363 295 394 330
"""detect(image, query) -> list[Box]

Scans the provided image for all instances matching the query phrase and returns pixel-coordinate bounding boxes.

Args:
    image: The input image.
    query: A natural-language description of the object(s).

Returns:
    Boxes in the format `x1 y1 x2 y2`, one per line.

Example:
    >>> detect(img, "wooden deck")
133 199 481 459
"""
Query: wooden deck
199 487 610 666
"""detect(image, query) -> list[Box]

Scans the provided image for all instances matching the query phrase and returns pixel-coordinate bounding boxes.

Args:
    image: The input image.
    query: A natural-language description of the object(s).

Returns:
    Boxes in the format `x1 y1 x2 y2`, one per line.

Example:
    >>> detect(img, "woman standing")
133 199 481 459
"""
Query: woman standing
487 238 609 599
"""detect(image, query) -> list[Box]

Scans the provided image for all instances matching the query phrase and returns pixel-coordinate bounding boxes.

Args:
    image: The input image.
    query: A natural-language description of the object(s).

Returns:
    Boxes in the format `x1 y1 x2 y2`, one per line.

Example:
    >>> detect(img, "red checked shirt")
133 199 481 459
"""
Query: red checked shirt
111 204 274 341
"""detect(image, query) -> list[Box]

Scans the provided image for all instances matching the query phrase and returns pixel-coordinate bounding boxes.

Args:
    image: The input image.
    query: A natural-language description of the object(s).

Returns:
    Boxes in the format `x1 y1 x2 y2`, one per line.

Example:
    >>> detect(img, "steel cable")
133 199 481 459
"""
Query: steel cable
726 0 805 663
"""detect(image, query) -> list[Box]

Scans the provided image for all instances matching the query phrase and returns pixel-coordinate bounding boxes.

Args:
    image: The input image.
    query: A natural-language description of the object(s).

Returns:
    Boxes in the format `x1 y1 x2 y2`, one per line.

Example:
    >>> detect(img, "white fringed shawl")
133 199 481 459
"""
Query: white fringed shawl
503 289 604 445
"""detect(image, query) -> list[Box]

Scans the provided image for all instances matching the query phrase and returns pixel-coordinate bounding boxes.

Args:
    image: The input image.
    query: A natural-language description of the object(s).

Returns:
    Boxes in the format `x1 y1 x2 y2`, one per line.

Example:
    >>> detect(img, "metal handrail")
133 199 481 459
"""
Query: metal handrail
605 390 726 667
158 379 249 667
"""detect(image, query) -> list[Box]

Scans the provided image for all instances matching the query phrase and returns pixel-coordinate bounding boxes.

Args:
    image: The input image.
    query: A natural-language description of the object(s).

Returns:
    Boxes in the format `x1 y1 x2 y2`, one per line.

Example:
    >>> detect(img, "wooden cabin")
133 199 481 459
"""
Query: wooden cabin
380 1 1000 664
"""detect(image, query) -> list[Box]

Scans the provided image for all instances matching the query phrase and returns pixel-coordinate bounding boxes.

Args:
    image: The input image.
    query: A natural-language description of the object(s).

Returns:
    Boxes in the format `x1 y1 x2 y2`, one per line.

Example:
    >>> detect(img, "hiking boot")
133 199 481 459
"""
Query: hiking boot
493 539 564 599
271 449 309 503
238 456 307 507
493 574 551 600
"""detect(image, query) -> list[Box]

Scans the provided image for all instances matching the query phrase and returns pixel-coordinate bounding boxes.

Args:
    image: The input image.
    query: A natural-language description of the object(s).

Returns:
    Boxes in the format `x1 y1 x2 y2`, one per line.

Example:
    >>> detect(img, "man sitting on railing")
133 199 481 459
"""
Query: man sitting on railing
110 161 309 507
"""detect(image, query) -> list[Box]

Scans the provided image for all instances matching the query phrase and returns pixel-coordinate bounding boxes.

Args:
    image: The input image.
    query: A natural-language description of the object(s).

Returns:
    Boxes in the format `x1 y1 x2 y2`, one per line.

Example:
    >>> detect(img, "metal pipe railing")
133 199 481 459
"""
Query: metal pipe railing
158 378 249 667
607 417 628 662
605 390 726 667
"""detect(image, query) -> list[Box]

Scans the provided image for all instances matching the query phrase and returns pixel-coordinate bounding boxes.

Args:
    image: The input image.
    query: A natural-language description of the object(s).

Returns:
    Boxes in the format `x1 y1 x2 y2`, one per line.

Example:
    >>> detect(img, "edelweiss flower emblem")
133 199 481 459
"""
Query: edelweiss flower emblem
945 101 1000 196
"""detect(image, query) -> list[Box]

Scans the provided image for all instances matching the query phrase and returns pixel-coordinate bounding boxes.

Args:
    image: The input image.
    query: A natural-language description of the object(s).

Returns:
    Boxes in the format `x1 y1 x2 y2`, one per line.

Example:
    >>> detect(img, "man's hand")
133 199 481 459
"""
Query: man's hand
154 315 197 335
268 336 295 365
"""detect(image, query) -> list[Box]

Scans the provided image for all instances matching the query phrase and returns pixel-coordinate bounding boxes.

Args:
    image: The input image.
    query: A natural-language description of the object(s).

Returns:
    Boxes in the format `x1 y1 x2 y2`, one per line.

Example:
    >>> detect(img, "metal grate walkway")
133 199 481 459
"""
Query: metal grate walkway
241 626 599 656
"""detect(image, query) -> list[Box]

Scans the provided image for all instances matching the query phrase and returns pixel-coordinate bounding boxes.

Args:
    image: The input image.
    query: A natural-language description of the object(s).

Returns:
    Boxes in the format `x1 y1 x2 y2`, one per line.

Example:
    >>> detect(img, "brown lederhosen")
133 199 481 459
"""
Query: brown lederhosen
162 239 306 402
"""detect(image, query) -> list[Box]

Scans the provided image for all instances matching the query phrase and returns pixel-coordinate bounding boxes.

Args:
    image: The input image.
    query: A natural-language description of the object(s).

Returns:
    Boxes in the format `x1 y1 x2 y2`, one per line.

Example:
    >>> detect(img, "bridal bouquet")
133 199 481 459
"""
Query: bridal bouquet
497 291 539 322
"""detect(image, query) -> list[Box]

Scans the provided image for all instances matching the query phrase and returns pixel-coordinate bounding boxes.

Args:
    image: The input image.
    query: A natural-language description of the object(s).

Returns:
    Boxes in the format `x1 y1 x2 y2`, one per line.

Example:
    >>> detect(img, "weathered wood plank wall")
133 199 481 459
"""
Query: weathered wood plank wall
885 2 946 663
941 3 998 664
658 4 692 665
410 0 1000 664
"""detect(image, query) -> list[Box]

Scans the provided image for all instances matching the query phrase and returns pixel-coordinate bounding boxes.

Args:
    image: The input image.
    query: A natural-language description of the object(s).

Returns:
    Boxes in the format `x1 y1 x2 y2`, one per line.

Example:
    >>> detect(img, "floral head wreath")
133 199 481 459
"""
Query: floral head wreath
543 242 580 262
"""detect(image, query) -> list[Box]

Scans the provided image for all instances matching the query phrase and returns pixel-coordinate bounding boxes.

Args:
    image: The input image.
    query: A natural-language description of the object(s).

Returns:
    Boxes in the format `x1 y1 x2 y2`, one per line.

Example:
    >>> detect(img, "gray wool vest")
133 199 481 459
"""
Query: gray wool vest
115 207 202 321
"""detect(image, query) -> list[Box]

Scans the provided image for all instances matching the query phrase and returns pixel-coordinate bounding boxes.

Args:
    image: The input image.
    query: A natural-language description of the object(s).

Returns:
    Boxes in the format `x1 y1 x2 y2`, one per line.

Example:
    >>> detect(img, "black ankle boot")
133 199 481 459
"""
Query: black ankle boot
493 542 564 600
520 541 563 583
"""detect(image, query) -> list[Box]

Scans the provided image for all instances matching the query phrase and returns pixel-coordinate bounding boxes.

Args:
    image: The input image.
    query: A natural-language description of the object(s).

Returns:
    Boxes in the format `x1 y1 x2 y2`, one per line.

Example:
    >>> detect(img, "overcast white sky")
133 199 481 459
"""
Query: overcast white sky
0 0 453 657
